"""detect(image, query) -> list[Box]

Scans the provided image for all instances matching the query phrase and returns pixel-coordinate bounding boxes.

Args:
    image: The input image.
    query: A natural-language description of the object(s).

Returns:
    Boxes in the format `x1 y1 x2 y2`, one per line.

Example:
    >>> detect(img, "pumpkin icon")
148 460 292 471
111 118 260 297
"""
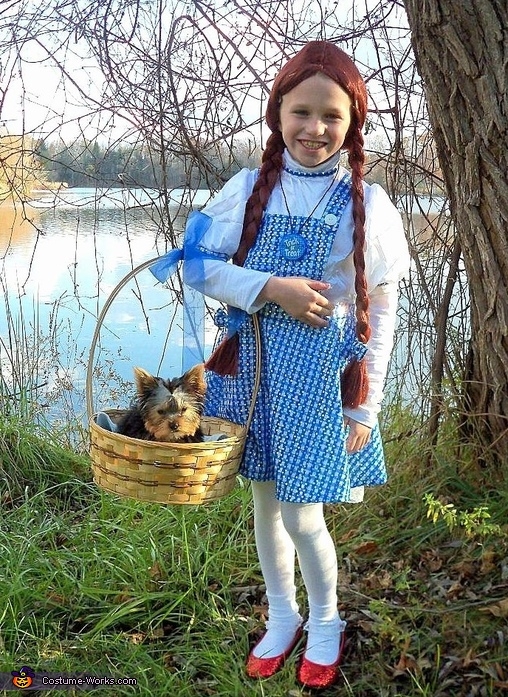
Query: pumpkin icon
11 666 34 689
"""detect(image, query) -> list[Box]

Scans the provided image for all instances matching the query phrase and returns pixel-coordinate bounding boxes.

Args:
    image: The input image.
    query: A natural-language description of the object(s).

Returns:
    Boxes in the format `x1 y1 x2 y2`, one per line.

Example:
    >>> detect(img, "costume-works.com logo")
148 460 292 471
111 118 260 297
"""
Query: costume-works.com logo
11 666 35 689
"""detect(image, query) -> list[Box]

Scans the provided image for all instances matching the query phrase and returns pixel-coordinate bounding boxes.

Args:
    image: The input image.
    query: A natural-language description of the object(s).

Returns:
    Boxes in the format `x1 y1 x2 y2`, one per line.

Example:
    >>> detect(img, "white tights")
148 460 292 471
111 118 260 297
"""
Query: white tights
251 480 345 664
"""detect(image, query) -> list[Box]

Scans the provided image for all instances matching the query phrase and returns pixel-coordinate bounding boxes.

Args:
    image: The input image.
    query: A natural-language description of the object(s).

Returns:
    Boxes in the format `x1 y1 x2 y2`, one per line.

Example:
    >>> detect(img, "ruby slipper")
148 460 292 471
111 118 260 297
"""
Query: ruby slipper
246 625 304 679
296 628 346 690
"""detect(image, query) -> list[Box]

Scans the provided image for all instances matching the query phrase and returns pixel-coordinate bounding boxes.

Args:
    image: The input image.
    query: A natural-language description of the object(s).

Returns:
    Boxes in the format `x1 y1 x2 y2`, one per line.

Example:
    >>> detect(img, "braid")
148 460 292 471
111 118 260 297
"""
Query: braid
233 131 285 266
204 131 284 376
341 113 371 408
348 117 371 345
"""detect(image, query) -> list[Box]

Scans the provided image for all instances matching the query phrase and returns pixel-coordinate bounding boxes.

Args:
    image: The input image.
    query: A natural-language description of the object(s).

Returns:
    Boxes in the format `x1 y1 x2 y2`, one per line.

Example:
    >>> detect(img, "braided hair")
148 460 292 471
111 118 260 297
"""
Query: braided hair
209 41 371 407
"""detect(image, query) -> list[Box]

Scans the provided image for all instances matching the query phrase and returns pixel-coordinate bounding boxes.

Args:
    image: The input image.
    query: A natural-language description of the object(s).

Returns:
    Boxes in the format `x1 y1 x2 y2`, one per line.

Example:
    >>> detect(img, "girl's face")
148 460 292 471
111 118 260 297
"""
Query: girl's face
278 72 352 168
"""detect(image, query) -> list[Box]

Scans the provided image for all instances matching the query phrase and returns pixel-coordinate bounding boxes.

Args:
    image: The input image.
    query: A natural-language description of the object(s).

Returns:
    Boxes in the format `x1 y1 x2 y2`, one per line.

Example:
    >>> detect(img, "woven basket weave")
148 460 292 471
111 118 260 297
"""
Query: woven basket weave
86 258 261 505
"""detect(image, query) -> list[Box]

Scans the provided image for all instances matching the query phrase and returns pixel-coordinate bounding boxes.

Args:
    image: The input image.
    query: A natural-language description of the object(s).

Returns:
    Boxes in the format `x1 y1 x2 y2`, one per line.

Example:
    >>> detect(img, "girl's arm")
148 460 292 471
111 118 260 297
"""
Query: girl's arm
185 250 273 314
343 417 372 454
339 182 409 435
342 281 400 429
255 276 335 328
183 169 273 313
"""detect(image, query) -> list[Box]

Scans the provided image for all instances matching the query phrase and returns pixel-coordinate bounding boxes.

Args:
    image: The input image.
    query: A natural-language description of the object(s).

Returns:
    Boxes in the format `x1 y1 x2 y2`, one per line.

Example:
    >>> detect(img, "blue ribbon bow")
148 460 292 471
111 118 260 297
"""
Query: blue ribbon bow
150 210 213 283
213 306 248 338
149 211 247 371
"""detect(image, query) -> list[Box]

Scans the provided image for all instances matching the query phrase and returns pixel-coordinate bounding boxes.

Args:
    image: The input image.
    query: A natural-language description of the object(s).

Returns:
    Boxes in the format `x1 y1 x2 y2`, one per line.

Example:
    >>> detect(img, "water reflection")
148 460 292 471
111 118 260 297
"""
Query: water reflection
0 190 213 430
0 205 40 258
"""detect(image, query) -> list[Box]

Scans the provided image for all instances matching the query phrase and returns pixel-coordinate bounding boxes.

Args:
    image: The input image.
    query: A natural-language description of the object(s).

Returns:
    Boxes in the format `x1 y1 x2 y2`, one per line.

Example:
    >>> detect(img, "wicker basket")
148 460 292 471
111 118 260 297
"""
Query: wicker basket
86 258 261 505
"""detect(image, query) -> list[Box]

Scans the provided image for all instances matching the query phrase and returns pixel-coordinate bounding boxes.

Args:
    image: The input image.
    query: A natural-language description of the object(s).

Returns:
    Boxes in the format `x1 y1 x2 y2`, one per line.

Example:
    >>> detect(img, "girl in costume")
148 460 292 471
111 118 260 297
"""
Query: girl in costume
183 41 409 689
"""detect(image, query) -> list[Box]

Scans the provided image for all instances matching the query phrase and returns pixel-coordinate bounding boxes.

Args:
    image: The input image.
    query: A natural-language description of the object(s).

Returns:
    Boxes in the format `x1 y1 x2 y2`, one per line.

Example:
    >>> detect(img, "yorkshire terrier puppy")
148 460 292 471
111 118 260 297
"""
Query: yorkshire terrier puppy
116 364 207 443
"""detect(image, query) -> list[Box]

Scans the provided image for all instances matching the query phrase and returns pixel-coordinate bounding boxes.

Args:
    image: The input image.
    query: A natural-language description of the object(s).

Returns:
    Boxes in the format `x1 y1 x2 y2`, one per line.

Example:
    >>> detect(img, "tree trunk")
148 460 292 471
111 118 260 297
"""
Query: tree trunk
402 0 508 464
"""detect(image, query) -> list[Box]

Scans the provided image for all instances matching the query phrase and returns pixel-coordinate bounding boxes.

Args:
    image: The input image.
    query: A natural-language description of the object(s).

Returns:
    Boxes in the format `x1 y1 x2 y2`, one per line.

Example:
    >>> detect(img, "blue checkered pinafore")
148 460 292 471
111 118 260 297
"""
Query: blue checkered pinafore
205 172 386 503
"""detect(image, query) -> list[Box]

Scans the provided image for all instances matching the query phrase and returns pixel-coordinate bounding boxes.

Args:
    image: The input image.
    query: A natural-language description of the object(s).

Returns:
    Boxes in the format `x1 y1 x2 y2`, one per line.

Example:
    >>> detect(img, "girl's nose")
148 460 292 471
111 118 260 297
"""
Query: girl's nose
305 118 326 137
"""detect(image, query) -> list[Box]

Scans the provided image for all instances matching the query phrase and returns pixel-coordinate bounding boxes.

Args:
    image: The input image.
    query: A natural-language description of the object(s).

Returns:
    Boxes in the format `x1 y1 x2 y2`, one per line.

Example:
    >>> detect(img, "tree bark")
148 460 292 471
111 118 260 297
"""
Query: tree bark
402 0 508 464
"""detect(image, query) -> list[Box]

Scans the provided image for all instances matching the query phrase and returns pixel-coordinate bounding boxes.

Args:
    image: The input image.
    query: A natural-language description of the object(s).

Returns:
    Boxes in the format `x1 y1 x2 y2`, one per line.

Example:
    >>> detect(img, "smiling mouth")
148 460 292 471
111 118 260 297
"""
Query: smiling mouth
299 140 327 151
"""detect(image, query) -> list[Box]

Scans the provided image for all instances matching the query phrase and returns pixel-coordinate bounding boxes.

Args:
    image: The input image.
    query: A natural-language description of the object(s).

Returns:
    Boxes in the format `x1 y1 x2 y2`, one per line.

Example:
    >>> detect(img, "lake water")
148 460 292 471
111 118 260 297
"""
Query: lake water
0 187 454 439
0 188 219 435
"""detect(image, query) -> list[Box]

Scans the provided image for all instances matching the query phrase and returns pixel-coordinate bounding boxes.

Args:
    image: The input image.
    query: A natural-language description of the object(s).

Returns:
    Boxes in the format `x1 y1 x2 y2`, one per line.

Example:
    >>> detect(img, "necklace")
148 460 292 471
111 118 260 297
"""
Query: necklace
278 174 337 261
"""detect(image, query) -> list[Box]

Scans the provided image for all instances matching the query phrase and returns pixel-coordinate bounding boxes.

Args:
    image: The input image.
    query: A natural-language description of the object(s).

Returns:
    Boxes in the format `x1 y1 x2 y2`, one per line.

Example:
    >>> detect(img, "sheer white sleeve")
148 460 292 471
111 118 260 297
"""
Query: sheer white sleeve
183 168 272 313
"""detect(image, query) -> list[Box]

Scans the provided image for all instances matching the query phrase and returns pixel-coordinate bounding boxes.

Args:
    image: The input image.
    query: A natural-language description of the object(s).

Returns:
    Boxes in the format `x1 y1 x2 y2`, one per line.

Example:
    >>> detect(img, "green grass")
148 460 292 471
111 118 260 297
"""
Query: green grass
1 413 507 696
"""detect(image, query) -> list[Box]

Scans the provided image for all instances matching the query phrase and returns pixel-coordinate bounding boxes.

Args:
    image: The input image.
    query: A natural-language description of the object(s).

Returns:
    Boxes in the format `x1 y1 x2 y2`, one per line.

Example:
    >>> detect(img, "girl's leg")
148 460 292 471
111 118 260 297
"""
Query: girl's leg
250 480 302 658
280 502 345 664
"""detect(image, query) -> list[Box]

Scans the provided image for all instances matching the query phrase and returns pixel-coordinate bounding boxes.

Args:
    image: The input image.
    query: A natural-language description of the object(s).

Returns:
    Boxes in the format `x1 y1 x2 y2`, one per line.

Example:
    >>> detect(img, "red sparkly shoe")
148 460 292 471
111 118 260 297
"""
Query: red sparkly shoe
296 627 346 690
246 625 303 679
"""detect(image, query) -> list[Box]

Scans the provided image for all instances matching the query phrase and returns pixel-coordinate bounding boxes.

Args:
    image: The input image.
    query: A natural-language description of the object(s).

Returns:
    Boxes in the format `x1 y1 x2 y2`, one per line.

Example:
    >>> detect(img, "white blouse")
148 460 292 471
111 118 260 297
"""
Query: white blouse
184 151 410 428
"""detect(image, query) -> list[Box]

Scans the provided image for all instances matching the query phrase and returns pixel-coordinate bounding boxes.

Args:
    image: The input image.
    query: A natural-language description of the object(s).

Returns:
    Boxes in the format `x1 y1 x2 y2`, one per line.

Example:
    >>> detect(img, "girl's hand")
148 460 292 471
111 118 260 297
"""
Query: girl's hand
344 417 372 454
257 276 335 328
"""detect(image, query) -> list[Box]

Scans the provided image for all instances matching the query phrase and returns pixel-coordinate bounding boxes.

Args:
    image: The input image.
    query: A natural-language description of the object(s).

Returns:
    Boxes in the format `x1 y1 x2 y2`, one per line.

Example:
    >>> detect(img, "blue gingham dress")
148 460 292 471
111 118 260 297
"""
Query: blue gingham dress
205 173 386 503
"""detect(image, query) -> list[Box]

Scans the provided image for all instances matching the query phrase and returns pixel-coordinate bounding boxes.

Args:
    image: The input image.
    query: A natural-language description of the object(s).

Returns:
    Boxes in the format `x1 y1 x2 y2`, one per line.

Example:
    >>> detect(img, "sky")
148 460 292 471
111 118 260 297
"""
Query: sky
0 0 412 147
1 36 112 141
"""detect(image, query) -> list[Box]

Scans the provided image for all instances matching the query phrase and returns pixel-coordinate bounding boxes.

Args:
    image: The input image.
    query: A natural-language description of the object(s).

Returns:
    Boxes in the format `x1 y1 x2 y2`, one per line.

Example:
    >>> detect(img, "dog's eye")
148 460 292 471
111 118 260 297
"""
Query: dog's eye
181 407 187 414
157 408 165 415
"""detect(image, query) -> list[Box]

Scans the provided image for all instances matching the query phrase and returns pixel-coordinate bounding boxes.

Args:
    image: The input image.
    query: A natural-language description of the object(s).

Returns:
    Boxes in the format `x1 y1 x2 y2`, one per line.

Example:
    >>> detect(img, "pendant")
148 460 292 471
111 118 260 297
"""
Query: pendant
279 233 307 261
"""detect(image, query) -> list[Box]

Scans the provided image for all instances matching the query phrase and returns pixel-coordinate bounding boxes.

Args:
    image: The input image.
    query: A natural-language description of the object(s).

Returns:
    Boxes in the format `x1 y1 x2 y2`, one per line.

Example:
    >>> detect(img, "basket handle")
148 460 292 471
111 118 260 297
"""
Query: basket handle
86 257 163 420
246 312 262 433
86 259 262 434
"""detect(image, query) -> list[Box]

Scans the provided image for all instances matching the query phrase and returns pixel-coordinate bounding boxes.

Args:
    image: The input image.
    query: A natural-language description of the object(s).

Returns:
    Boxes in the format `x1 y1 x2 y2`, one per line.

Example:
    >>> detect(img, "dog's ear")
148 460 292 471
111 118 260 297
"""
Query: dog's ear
182 363 207 397
133 367 159 395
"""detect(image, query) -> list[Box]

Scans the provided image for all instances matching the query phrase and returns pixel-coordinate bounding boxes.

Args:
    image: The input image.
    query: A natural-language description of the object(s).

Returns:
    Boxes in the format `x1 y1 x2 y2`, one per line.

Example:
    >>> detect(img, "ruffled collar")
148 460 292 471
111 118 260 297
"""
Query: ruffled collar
283 149 342 178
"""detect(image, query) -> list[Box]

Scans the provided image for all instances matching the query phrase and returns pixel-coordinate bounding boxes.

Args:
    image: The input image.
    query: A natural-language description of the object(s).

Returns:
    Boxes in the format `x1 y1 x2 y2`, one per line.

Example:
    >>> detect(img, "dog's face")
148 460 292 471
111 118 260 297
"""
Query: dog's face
133 364 206 442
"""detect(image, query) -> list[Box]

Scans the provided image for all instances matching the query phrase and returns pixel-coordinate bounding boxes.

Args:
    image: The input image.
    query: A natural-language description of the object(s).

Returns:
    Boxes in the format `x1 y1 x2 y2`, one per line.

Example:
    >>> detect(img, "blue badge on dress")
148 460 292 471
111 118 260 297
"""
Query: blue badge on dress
279 233 307 261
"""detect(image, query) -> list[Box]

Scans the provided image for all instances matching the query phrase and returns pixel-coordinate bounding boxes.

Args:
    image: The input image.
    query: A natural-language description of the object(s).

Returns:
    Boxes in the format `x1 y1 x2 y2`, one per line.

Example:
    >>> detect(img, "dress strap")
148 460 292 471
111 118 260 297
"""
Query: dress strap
320 172 352 225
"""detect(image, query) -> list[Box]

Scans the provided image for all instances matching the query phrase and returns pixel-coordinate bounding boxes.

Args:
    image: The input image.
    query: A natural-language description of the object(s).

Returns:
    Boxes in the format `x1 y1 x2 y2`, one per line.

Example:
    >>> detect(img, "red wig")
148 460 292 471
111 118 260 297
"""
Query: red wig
265 41 368 150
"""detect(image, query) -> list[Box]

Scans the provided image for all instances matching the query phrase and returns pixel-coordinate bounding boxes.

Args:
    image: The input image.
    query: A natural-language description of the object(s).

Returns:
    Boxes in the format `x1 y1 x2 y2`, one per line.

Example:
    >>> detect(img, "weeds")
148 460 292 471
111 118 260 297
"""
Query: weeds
424 493 503 538
0 410 507 697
